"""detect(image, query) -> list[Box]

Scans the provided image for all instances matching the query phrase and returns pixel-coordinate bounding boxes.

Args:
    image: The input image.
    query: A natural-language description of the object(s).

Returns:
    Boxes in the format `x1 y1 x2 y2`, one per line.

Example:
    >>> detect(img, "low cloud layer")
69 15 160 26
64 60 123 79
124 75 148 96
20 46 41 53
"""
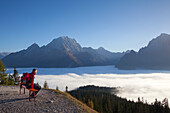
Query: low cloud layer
7 66 170 103
33 73 170 103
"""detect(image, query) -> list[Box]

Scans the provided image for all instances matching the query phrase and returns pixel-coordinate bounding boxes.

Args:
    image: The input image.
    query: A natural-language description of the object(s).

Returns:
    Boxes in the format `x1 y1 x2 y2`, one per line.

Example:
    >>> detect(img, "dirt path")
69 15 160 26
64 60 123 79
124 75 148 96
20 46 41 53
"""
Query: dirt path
0 86 96 113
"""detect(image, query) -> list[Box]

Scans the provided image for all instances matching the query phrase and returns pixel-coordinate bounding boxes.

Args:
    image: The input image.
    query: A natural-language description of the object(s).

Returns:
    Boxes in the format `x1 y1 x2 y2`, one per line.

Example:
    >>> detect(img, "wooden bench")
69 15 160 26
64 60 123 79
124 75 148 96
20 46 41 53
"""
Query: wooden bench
19 83 38 101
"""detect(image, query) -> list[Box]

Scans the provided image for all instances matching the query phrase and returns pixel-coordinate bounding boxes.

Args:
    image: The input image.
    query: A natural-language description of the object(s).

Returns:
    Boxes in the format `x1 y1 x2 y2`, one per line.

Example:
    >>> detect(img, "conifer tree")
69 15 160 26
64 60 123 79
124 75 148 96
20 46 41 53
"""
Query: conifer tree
7 74 14 85
13 67 20 84
56 86 59 90
66 86 68 92
88 99 94 109
43 81 49 89
0 60 8 84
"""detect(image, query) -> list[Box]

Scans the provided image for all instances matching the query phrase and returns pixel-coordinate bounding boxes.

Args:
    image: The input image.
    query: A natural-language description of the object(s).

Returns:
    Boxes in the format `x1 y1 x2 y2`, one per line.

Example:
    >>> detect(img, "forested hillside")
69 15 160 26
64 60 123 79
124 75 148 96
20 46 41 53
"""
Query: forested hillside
69 85 170 113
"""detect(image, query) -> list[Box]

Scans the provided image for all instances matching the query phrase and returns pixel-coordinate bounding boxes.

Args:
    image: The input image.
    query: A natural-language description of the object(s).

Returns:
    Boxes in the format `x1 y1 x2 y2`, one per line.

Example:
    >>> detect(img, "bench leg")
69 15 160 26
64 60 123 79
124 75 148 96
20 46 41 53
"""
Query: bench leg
20 85 22 94
34 92 35 101
28 90 36 102
29 90 31 101
20 87 21 94
24 88 25 94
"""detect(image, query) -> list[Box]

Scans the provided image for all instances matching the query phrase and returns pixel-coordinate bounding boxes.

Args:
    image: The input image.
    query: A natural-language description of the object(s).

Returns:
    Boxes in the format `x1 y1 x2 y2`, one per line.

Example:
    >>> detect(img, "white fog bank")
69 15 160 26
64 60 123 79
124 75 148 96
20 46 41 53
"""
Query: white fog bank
33 73 170 103
7 66 170 103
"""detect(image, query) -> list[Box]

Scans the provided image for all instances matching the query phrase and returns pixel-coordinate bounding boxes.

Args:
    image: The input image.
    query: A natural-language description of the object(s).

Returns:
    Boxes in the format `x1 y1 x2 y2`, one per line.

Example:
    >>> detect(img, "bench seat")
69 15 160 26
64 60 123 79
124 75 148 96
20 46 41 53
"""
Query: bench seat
20 84 38 101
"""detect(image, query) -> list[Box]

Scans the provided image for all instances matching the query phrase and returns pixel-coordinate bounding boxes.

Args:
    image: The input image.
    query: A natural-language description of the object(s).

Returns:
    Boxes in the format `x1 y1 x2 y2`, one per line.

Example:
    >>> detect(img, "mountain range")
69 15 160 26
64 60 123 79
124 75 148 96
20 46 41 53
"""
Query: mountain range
2 36 127 68
116 33 170 70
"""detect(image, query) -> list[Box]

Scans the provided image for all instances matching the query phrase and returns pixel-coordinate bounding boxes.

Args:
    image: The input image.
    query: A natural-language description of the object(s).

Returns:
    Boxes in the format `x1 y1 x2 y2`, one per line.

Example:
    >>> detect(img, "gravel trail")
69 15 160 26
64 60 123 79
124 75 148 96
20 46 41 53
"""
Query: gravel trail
0 86 95 113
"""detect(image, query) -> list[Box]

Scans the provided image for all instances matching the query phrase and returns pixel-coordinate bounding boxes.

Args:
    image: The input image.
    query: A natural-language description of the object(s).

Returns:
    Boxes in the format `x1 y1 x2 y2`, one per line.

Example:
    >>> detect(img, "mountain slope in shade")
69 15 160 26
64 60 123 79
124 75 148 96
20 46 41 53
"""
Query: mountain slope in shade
2 45 79 68
96 47 128 64
2 36 125 68
115 33 170 70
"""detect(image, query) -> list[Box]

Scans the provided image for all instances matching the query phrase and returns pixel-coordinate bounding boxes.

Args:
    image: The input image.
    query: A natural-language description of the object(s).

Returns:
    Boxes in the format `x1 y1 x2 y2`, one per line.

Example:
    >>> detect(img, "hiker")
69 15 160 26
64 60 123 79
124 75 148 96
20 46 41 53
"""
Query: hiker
26 69 41 97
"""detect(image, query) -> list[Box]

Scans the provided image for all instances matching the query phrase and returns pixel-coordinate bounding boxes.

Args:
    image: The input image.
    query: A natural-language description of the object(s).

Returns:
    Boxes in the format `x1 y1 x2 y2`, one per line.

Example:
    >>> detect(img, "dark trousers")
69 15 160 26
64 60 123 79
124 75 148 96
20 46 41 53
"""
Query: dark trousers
27 83 41 96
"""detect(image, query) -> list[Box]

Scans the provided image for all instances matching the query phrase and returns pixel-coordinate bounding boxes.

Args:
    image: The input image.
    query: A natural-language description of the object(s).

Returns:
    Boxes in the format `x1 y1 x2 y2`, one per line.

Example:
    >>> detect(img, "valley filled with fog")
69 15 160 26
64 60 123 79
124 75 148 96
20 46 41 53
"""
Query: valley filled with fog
7 65 170 103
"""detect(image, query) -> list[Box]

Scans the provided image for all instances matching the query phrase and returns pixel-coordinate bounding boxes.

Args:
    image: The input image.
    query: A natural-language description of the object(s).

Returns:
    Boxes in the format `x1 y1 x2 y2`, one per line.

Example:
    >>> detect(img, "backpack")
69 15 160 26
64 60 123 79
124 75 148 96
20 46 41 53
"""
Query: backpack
21 73 30 85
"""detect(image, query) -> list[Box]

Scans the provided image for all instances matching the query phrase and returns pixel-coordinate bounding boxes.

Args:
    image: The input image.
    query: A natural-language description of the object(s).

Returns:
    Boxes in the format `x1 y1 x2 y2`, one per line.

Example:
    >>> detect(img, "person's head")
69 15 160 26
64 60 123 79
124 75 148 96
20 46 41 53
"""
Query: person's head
32 68 37 75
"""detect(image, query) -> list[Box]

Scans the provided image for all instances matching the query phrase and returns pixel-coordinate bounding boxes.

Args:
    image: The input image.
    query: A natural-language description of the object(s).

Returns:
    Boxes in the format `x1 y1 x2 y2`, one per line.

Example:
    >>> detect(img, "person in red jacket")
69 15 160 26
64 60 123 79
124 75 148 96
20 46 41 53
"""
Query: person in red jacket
26 69 41 97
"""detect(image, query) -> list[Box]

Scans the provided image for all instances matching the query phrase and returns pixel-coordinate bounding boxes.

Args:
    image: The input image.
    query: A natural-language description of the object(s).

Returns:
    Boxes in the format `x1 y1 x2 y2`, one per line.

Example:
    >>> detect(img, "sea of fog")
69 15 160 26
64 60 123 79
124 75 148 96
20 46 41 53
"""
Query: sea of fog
6 65 170 103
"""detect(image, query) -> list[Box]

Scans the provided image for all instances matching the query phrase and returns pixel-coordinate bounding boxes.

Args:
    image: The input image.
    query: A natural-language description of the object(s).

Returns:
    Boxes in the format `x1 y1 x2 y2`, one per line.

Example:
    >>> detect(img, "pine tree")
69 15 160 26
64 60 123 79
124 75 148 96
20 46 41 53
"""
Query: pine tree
43 81 49 89
88 99 94 109
0 60 8 84
13 67 20 85
162 98 169 108
56 86 59 90
7 74 14 85
66 86 68 92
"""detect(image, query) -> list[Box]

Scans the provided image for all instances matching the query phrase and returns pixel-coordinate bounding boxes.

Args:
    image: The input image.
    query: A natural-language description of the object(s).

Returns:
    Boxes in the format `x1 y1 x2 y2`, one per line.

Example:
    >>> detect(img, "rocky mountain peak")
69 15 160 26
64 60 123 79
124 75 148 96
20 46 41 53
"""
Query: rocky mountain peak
147 33 170 48
98 47 105 50
27 43 40 50
96 47 112 54
46 36 82 52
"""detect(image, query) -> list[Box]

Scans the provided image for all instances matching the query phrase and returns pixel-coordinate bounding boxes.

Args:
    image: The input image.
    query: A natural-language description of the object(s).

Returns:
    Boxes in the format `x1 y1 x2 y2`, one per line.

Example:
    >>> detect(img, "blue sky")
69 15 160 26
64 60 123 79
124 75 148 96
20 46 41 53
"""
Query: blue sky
1 0 170 52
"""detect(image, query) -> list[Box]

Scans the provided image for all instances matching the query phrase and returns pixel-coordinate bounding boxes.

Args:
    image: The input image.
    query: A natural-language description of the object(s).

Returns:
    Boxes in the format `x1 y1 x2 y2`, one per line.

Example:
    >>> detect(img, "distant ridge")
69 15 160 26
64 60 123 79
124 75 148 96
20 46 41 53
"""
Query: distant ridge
0 52 11 59
2 36 126 68
116 33 170 70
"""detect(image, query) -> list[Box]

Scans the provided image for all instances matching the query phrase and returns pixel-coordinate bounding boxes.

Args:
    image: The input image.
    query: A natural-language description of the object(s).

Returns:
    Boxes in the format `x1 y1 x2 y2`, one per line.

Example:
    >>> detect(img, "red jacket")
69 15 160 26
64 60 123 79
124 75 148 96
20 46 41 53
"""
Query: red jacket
29 73 35 88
